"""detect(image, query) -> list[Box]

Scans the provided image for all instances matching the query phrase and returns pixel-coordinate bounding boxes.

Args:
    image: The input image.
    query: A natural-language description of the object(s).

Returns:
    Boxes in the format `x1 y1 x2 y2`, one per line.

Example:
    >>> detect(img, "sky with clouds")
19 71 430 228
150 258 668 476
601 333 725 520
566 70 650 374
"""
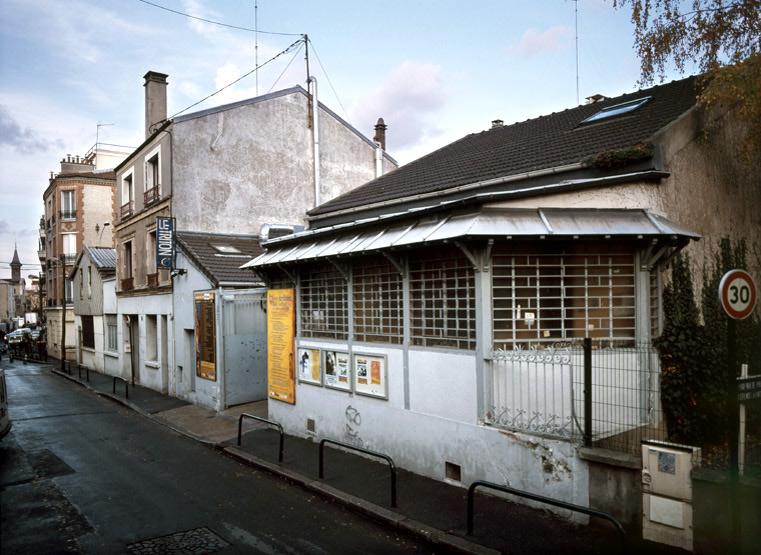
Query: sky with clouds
0 0 694 279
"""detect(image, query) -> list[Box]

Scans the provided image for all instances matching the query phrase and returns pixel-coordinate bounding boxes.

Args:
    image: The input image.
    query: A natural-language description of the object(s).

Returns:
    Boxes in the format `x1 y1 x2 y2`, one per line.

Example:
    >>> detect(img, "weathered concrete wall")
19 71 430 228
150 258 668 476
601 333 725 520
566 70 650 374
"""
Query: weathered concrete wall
45 307 75 360
655 108 761 287
82 183 115 248
270 337 589 511
172 91 392 234
171 249 220 410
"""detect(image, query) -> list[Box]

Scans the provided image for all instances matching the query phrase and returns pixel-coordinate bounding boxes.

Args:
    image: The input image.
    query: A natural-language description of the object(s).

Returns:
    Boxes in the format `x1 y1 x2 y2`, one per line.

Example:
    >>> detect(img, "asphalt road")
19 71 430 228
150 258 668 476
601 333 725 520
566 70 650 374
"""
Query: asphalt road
0 360 430 554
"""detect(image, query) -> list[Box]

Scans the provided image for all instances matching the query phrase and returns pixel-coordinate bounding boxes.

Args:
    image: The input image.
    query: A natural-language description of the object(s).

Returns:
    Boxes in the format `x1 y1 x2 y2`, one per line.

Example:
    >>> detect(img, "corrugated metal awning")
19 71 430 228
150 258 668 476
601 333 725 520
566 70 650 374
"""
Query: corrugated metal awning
241 208 700 269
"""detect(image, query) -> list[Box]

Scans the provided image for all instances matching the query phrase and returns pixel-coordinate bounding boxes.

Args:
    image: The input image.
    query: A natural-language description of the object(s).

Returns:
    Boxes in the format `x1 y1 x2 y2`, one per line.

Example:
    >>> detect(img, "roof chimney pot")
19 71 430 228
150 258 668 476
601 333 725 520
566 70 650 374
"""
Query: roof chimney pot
491 119 504 129
144 70 169 138
373 117 387 150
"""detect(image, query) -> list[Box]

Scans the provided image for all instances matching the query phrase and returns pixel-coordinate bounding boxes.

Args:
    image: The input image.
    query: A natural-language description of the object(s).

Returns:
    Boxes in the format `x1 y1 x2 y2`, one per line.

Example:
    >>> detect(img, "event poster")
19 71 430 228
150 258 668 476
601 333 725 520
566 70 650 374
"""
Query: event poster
267 288 296 404
324 350 351 391
298 348 322 385
353 353 387 398
194 291 216 381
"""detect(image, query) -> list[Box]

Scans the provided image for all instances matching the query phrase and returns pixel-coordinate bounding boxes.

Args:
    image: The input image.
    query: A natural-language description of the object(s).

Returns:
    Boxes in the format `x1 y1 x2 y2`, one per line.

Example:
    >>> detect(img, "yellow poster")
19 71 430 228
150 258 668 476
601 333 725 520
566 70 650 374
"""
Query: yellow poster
267 288 296 404
194 292 216 381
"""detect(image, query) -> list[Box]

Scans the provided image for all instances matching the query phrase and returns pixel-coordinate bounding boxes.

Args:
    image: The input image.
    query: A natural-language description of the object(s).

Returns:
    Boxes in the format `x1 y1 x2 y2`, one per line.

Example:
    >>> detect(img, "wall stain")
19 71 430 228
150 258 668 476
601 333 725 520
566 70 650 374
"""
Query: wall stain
499 430 571 482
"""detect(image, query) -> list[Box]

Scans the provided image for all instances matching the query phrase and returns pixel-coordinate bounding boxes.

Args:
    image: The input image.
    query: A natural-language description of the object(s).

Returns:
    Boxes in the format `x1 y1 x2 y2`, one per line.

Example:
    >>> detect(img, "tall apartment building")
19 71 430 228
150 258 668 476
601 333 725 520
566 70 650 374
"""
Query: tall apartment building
41 152 123 360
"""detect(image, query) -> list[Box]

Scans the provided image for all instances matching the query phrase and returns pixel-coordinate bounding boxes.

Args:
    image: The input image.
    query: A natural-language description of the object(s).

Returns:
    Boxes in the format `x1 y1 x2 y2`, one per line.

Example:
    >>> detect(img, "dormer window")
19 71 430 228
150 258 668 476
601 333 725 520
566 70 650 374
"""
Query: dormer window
580 96 652 124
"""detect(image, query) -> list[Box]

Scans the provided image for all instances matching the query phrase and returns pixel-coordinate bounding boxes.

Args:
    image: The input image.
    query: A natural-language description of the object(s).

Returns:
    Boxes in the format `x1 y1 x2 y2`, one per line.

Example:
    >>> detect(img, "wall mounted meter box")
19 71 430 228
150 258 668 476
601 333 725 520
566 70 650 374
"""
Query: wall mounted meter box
641 440 701 552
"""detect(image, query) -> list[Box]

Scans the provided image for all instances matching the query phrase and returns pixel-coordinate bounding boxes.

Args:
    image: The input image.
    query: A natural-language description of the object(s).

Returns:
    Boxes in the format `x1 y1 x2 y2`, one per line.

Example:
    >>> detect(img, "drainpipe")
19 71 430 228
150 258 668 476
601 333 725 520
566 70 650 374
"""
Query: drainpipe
308 76 320 208
375 143 383 179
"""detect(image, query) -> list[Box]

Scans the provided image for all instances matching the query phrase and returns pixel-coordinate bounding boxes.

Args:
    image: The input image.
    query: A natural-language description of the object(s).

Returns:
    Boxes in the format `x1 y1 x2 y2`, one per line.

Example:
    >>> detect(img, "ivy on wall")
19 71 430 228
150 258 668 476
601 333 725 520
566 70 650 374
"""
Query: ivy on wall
656 239 760 446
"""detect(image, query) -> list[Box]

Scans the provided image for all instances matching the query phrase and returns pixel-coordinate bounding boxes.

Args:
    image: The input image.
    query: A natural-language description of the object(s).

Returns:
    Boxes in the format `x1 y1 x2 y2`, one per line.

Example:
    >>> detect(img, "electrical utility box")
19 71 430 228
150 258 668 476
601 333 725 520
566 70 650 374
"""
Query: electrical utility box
641 440 701 551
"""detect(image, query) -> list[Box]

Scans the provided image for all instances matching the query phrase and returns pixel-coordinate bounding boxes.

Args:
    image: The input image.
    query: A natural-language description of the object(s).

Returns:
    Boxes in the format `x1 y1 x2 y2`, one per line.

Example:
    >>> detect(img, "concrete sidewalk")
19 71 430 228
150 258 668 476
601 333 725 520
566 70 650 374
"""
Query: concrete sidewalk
52 364 681 555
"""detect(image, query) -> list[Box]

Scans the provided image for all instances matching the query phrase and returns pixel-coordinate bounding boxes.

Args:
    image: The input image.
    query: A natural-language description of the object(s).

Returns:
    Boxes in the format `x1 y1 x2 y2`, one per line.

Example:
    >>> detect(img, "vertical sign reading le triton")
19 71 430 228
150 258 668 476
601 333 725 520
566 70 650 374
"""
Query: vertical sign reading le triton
267 288 296 404
156 216 175 270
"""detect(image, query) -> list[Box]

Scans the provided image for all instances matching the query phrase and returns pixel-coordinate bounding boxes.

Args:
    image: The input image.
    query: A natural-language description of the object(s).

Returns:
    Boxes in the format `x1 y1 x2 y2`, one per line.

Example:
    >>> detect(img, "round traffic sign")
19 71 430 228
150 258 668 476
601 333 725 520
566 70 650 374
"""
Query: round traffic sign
718 269 757 320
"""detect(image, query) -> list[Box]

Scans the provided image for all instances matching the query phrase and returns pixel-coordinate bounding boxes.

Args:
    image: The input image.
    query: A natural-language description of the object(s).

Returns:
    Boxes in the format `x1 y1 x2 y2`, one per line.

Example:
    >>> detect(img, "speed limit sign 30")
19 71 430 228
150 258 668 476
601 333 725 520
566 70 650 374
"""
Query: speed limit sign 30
719 269 757 320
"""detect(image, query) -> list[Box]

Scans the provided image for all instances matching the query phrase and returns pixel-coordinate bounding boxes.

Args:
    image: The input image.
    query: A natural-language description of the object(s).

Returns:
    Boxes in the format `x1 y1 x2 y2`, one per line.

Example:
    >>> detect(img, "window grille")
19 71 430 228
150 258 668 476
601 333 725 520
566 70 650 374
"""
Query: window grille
106 314 118 352
81 315 94 349
492 244 635 348
353 257 403 344
409 248 476 350
300 263 348 340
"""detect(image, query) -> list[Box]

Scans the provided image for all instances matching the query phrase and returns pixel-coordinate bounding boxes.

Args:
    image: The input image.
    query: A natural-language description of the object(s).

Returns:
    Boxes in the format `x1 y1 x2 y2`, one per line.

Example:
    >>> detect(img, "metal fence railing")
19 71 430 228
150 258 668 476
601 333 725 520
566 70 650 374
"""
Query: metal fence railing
485 340 665 454
485 339 761 470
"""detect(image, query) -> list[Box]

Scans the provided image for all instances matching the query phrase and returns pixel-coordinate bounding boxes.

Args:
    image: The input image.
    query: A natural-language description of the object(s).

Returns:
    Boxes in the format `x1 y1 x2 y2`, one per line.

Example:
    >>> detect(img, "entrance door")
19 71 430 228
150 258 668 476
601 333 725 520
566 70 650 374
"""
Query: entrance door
223 289 267 407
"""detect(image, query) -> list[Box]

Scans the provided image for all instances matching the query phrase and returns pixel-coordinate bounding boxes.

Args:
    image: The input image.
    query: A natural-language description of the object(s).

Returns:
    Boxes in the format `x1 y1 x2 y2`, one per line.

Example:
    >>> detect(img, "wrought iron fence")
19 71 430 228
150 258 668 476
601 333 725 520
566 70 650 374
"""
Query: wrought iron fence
485 340 666 454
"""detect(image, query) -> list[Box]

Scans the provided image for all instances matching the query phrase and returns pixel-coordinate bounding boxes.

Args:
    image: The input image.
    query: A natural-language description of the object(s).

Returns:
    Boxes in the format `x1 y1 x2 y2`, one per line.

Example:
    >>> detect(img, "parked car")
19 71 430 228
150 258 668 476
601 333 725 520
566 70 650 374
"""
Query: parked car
0 368 10 439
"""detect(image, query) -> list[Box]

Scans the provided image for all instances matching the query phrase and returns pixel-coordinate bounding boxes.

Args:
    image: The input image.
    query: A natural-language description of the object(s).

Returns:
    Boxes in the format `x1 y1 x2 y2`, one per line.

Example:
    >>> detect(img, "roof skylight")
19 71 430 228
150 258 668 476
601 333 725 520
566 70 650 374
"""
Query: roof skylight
212 244 242 254
581 96 652 124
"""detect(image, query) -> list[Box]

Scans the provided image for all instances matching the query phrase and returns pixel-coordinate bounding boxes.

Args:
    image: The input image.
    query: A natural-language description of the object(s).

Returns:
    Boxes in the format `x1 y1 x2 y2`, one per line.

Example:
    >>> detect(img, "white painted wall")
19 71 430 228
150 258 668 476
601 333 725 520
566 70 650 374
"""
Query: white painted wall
269 338 589 509
171 249 221 410
117 292 172 392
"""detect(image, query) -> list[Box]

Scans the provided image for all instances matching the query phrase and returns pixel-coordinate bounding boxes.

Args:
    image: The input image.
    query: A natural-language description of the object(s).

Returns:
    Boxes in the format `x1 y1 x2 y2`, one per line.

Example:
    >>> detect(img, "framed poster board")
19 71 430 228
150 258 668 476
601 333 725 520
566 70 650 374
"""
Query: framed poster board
194 291 216 381
353 353 387 399
267 288 296 404
297 347 322 385
324 350 351 391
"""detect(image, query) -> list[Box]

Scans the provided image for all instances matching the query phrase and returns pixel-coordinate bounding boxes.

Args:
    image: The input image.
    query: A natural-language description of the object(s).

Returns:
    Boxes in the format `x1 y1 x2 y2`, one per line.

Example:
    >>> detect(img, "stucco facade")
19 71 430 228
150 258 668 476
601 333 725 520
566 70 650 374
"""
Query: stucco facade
114 76 397 396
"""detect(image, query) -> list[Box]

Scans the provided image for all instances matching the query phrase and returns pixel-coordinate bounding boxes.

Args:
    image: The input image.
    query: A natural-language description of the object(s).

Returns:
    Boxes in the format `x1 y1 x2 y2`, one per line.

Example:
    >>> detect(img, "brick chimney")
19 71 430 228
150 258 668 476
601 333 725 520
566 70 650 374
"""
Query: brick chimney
144 71 168 138
373 117 387 150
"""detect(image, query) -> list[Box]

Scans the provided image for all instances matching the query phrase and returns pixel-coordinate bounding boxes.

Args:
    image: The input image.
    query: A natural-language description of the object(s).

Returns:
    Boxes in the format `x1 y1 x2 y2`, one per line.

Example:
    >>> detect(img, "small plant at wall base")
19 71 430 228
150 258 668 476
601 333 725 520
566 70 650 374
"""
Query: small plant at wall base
656 240 761 453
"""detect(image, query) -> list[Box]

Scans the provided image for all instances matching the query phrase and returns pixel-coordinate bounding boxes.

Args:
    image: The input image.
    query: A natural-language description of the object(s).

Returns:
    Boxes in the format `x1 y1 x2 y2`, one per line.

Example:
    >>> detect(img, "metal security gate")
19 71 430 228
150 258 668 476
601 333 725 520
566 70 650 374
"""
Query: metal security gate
222 288 267 407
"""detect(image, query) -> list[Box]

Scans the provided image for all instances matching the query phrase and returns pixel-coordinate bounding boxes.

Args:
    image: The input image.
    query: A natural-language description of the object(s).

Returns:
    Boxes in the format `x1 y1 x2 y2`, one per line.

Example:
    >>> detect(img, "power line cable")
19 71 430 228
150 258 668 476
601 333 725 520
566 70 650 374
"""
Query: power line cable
134 0 301 36
268 42 304 93
169 38 304 119
308 39 348 119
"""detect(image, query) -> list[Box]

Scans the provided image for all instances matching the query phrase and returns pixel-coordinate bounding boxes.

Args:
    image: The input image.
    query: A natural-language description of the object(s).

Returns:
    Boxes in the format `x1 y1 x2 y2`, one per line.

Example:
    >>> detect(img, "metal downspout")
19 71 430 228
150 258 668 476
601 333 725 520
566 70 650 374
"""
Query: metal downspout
308 76 321 208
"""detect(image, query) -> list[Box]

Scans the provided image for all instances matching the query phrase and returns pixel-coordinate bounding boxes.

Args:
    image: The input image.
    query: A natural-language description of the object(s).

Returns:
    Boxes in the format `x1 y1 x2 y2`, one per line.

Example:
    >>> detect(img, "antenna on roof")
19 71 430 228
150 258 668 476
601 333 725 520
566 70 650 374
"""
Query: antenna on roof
254 0 259 95
574 0 580 106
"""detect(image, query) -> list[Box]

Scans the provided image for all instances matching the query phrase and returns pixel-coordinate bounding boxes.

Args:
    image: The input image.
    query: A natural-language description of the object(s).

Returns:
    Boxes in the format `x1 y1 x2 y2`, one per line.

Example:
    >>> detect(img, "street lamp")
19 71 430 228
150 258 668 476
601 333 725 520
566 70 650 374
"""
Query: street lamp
47 255 68 372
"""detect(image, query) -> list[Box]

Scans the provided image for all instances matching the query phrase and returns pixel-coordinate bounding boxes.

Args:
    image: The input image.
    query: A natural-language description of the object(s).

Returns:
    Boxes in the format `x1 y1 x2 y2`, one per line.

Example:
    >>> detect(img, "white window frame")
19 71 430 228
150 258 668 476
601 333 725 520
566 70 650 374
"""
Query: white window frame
62 233 77 255
121 166 135 206
144 145 161 194
105 314 118 352
60 190 76 219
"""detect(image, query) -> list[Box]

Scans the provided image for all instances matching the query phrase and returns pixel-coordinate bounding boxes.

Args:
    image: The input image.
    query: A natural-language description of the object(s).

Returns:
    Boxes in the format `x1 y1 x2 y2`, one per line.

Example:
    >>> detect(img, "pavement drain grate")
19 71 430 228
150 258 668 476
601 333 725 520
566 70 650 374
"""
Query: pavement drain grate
127 527 230 554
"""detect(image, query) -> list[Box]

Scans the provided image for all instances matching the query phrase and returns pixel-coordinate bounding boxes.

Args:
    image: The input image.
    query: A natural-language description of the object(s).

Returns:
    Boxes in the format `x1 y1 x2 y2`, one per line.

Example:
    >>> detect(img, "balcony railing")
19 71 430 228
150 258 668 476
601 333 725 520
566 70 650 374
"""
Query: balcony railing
120 201 134 220
144 186 159 206
59 210 76 220
62 253 77 264
147 272 159 288
121 277 134 291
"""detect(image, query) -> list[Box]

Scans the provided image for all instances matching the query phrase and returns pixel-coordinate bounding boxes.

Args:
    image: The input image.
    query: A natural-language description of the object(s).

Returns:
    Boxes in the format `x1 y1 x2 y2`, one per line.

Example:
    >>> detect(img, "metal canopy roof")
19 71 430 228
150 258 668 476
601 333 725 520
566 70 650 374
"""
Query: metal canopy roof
241 208 700 269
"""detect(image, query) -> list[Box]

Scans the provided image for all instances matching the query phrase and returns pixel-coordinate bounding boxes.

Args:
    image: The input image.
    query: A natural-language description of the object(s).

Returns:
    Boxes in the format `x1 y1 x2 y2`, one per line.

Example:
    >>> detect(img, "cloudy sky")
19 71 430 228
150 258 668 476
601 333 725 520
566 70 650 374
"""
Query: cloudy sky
0 0 693 279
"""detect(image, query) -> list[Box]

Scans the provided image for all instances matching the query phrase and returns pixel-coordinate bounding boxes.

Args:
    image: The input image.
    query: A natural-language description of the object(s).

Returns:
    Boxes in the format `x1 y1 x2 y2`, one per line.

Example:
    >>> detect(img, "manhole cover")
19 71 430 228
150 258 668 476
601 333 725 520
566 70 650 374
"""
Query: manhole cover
127 527 230 554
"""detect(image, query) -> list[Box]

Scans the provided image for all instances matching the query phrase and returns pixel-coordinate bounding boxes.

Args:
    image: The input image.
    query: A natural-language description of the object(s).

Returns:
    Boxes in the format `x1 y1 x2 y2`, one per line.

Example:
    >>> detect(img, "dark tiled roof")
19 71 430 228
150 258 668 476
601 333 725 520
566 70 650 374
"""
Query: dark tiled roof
56 171 116 180
310 76 698 217
87 247 116 271
176 231 264 286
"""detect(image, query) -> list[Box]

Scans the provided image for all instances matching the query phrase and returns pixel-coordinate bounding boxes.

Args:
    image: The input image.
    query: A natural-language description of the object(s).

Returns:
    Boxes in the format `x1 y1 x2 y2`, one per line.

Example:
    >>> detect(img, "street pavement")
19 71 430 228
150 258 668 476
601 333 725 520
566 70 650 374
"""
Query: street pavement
0 359 430 554
2 359 686 555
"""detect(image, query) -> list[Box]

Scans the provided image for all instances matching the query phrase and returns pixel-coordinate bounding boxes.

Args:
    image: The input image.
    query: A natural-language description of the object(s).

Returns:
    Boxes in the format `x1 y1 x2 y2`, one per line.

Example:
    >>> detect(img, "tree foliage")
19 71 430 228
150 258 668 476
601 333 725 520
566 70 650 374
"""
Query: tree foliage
615 1 761 151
